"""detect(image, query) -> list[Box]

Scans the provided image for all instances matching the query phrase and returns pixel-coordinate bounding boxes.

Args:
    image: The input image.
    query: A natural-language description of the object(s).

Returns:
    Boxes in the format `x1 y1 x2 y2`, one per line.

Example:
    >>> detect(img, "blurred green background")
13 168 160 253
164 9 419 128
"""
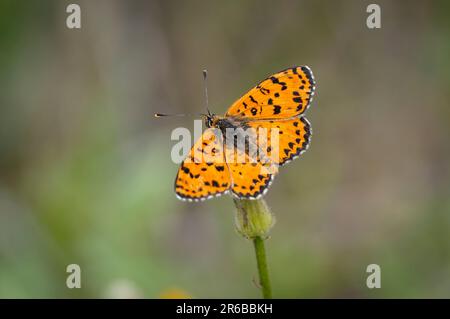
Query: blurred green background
1 0 450 298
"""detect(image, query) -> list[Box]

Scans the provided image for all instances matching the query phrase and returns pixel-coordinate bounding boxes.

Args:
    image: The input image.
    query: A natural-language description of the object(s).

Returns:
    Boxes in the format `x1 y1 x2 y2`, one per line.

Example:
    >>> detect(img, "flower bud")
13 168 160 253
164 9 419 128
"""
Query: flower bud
234 198 275 239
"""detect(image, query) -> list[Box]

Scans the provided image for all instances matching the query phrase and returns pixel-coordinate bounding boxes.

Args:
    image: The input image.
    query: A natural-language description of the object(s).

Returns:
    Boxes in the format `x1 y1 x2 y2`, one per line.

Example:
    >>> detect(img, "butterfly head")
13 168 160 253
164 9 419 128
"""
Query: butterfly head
203 112 218 128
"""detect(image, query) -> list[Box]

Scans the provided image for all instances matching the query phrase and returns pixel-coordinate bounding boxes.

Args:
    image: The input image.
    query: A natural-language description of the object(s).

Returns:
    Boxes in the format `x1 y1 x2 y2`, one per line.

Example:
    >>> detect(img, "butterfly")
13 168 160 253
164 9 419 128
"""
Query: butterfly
172 66 315 202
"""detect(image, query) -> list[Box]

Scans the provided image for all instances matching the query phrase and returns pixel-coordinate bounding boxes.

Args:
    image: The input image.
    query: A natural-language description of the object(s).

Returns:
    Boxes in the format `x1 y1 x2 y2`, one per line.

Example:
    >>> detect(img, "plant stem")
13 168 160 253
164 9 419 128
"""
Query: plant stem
253 236 272 299
233 198 274 298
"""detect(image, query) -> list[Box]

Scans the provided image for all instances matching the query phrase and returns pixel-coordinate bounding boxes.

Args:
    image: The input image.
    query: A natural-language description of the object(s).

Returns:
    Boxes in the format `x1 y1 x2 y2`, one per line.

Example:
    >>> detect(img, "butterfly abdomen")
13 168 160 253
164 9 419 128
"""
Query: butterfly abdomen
215 117 248 130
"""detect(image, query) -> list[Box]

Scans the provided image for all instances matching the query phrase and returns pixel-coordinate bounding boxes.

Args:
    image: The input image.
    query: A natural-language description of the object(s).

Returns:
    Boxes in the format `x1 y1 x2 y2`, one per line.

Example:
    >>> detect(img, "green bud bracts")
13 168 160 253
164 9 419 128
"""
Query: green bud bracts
233 198 275 239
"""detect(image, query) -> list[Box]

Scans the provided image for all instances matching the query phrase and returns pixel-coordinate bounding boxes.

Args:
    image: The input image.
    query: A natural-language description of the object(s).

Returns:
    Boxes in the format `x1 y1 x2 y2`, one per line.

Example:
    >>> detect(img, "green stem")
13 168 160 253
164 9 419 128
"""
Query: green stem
253 236 272 299
233 198 274 298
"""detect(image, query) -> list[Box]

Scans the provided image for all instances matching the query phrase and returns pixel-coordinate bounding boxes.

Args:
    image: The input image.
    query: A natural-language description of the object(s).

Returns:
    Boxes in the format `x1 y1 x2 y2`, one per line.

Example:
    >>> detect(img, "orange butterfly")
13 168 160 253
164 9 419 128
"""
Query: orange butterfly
172 66 315 201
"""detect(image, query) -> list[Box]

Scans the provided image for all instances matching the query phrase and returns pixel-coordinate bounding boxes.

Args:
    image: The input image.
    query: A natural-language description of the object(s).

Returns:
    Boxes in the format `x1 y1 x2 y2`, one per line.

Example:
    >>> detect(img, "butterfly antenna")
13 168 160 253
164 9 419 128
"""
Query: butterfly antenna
155 70 211 119
203 69 211 116
154 113 202 117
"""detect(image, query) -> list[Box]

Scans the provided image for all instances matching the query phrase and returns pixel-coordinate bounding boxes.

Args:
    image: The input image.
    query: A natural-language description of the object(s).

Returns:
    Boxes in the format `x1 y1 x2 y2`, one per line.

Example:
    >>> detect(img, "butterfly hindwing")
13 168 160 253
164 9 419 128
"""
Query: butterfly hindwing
225 66 315 119
224 141 277 199
175 128 231 201
246 116 311 166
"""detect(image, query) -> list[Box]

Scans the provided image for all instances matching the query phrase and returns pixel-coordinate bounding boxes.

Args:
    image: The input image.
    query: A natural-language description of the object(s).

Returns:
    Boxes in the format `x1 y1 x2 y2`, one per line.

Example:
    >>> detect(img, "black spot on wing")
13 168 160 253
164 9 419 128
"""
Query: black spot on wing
273 105 281 115
270 76 279 84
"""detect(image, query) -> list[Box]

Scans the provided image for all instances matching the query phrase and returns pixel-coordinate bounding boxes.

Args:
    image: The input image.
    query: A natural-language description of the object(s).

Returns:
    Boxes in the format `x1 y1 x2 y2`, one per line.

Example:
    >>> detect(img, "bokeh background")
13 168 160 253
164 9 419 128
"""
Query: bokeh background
1 0 450 298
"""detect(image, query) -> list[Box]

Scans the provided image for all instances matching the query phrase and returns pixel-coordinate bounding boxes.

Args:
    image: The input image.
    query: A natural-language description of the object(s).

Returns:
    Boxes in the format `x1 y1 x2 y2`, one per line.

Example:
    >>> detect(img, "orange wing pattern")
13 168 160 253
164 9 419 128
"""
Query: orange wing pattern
173 66 316 201
225 66 315 119
246 116 311 166
175 128 231 201
224 143 278 199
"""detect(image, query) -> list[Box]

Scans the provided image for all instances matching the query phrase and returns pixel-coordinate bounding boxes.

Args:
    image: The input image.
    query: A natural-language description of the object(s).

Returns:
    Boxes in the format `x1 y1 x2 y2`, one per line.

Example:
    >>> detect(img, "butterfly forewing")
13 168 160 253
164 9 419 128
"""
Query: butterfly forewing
175 128 231 201
225 66 315 119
